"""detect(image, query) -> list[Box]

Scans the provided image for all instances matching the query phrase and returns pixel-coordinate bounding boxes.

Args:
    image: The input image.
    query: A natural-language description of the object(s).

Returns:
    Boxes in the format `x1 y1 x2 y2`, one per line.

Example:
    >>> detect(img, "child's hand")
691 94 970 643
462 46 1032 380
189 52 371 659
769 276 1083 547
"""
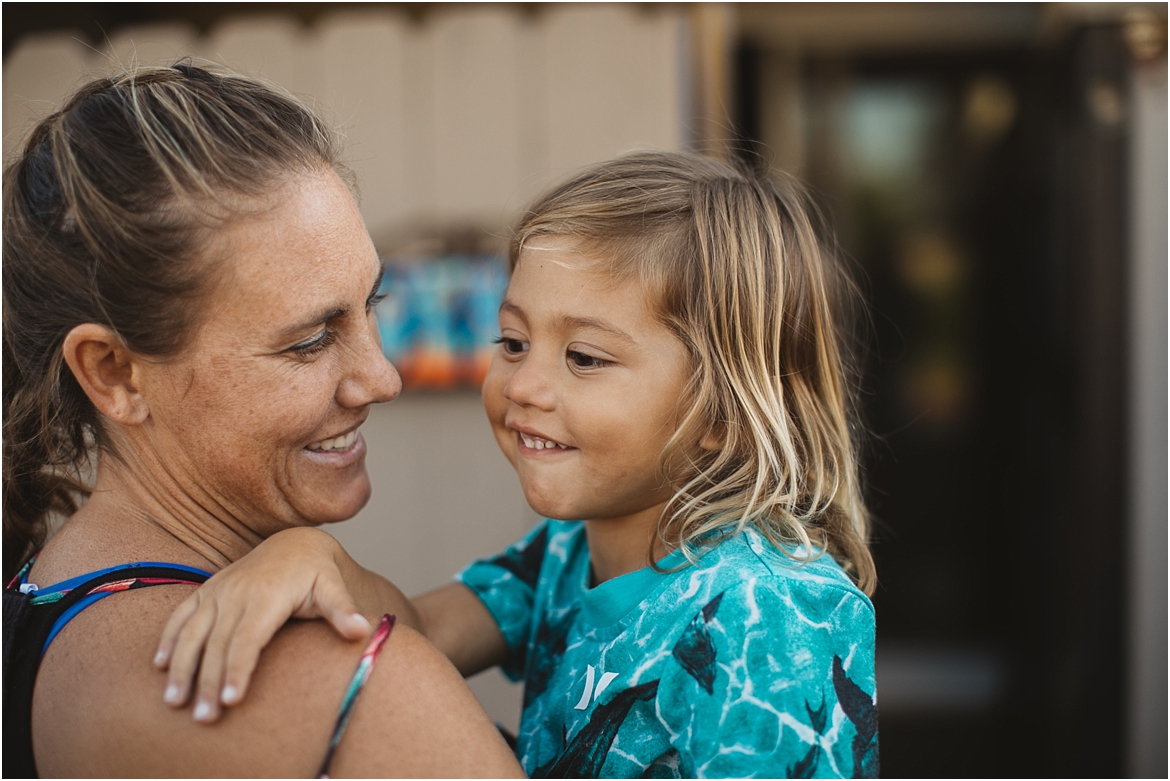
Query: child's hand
154 527 372 723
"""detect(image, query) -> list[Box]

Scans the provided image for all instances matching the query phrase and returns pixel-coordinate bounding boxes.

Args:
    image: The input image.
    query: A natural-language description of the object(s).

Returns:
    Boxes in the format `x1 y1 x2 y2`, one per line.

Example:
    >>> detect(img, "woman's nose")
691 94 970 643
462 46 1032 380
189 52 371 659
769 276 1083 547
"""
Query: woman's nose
337 319 402 407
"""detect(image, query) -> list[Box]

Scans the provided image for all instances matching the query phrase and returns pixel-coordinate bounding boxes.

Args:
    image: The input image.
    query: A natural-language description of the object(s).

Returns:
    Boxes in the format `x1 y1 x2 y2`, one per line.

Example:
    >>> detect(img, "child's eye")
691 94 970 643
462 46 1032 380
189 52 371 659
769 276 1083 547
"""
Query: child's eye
567 350 609 370
289 328 338 357
492 336 528 356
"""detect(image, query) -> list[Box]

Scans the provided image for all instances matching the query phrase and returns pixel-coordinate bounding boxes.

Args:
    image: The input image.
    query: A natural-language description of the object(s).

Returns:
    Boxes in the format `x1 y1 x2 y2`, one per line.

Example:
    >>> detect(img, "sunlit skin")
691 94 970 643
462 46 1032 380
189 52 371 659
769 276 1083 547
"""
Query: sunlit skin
65 168 402 570
481 237 693 583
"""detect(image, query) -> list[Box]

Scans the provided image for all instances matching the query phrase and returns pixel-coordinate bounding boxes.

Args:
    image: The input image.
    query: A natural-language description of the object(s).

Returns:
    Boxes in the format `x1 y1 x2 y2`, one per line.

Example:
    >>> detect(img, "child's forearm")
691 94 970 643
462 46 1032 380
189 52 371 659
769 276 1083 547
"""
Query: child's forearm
413 583 509 677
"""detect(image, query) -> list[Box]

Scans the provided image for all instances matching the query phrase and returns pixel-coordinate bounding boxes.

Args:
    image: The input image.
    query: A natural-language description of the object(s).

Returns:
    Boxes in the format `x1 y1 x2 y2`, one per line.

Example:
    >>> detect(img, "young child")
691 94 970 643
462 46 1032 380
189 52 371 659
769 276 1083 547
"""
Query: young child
156 151 878 778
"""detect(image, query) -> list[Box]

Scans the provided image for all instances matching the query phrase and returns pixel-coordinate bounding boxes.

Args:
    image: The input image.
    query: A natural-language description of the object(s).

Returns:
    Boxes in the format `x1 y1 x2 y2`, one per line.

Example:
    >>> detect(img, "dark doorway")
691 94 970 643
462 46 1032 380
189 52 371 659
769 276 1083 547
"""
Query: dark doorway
738 25 1128 778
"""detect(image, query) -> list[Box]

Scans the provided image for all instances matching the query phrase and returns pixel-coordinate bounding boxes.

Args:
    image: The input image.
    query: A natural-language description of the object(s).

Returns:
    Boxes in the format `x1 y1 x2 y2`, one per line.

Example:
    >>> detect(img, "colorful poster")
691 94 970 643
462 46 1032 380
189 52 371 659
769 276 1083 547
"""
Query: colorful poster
375 255 510 390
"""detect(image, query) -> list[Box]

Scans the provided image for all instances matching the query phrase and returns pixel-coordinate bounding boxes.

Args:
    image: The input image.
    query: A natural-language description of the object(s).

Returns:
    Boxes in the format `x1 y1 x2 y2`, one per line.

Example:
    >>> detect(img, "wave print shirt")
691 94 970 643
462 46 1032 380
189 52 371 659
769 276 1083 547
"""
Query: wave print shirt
458 520 878 778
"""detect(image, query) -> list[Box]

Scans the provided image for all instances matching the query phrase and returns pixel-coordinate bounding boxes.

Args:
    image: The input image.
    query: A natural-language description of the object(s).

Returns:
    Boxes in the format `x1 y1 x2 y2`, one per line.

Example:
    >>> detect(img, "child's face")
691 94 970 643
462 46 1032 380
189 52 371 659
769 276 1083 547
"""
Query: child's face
483 237 691 529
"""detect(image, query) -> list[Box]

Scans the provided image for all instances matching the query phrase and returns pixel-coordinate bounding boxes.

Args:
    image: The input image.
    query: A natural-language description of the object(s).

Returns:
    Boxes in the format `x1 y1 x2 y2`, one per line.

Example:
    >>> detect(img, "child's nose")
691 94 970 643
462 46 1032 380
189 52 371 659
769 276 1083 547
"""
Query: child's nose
503 357 555 410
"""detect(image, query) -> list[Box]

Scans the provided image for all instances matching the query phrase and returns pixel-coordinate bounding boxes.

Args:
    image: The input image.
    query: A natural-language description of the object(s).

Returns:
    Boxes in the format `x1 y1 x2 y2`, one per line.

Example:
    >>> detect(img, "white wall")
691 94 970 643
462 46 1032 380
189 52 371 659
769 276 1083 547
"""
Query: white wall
3 5 686 248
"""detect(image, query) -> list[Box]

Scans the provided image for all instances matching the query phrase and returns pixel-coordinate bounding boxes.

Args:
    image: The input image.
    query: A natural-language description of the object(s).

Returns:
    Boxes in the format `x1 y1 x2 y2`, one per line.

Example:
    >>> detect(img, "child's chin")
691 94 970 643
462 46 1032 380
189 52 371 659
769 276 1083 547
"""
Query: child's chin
521 491 579 522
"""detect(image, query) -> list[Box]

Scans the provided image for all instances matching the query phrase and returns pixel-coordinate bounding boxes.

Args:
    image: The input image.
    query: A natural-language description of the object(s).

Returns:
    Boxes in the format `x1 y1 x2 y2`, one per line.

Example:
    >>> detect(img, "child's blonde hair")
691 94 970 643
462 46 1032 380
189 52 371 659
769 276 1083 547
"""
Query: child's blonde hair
510 151 875 595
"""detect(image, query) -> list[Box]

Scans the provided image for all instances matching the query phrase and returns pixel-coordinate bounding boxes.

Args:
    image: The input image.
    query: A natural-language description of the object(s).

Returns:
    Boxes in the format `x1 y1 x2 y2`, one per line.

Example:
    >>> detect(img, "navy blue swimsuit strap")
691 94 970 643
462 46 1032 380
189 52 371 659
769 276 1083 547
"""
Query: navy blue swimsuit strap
15 561 212 656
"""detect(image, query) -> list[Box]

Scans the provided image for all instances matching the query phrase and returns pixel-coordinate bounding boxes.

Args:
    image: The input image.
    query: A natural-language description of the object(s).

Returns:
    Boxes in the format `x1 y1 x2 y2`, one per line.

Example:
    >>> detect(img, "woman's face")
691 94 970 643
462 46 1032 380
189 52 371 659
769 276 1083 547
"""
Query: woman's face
135 169 400 536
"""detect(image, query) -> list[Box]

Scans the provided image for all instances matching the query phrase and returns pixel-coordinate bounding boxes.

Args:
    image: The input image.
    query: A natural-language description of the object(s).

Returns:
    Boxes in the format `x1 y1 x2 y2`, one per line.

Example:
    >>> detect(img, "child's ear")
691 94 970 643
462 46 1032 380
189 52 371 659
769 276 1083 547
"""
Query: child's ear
61 323 150 425
699 425 724 451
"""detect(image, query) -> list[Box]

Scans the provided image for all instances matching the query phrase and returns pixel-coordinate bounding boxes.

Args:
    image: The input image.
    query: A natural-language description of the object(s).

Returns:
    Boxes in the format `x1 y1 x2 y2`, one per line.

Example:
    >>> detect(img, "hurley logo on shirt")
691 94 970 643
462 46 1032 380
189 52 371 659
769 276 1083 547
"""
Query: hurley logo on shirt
573 664 619 709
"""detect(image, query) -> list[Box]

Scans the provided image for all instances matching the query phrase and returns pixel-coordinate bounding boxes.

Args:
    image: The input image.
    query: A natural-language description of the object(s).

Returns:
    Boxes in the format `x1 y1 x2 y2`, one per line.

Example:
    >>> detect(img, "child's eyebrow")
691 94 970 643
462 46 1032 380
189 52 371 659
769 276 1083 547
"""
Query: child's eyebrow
499 301 636 345
499 300 528 323
556 315 636 345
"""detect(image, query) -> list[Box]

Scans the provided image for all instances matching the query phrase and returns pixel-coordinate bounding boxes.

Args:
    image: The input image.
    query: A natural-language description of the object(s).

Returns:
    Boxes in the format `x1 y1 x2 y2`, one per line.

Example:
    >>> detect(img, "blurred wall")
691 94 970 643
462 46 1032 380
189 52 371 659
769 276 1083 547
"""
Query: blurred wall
3 5 687 247
2 3 691 732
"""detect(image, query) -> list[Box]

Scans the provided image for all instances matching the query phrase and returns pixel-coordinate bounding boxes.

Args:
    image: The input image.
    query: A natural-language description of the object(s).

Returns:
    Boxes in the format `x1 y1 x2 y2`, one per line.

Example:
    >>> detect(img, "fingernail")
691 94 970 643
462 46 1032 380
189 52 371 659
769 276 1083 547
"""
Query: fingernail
352 613 371 631
154 650 168 666
193 700 213 721
164 684 181 704
222 685 239 704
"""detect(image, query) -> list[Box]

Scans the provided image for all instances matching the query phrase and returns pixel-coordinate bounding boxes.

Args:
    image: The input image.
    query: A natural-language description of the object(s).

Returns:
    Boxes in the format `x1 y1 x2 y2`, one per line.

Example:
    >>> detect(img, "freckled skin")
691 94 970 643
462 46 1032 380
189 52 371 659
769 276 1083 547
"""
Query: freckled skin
134 169 402 541
481 239 692 579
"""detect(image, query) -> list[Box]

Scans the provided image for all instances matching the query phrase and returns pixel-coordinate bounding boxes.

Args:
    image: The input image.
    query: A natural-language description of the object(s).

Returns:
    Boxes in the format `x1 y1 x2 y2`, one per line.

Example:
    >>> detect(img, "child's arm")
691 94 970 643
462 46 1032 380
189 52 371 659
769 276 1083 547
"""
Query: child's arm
154 527 507 723
414 581 509 676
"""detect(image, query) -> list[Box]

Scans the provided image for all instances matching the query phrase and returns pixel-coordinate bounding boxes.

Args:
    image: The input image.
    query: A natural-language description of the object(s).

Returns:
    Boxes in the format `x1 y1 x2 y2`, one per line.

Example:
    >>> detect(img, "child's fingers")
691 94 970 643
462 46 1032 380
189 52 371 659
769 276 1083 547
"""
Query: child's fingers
313 575 371 641
191 608 244 723
155 592 201 669
220 604 295 708
163 601 218 708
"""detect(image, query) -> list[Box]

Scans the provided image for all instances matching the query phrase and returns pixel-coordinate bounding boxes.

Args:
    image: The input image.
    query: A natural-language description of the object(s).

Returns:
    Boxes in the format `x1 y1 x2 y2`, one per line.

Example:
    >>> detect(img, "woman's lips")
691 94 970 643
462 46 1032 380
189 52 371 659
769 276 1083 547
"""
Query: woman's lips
307 428 359 453
303 429 366 466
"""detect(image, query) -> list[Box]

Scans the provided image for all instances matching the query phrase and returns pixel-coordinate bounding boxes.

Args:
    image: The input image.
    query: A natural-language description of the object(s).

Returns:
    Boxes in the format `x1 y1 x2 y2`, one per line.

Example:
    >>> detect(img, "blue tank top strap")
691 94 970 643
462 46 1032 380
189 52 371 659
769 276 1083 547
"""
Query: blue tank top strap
16 561 213 657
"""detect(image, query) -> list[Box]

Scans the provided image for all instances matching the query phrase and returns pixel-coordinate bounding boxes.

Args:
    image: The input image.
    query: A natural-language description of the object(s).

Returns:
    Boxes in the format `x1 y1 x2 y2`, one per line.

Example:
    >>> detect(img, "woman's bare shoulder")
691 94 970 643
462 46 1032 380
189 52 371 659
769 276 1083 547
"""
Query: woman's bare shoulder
32 585 522 777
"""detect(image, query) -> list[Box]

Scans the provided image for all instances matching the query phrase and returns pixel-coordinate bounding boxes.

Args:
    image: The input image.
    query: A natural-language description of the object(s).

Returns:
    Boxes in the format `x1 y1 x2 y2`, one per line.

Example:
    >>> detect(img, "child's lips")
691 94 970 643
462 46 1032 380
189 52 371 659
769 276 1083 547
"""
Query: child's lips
512 427 574 454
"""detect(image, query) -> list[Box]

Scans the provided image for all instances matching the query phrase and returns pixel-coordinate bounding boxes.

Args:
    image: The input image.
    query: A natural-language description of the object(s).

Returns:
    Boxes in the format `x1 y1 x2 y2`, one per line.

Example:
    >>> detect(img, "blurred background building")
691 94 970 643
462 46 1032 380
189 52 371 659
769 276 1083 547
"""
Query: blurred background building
4 4 1165 777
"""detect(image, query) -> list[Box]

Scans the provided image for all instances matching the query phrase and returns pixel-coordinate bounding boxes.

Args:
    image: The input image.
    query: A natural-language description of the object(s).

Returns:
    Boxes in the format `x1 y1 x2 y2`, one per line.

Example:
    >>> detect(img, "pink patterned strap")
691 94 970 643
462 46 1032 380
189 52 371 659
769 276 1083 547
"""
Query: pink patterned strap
316 614 396 778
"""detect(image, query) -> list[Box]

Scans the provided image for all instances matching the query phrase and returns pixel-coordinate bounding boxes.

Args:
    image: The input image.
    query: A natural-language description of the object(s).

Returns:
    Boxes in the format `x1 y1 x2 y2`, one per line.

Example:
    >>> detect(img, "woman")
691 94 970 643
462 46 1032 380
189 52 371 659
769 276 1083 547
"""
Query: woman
2 64 523 777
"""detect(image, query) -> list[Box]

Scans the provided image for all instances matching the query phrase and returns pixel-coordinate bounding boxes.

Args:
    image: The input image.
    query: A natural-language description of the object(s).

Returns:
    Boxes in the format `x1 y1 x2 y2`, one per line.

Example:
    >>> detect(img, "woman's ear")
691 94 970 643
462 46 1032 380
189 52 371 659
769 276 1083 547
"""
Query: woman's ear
61 324 150 425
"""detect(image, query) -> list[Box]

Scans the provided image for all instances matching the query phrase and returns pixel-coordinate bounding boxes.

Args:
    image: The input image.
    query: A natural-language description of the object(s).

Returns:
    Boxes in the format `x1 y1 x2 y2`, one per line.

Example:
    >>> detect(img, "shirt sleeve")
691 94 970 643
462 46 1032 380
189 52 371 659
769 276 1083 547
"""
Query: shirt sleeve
455 520 551 681
655 576 878 779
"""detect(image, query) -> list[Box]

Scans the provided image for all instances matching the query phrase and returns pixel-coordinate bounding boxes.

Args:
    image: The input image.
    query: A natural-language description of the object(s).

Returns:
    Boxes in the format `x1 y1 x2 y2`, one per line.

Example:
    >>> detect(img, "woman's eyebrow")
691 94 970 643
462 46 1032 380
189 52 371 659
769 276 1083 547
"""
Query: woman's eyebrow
277 264 384 339
277 306 346 338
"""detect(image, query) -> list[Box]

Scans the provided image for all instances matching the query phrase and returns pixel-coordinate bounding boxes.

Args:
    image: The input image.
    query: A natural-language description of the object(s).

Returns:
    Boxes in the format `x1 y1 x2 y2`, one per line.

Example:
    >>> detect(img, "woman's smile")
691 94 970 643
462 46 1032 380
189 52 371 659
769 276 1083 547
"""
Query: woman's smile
303 425 367 467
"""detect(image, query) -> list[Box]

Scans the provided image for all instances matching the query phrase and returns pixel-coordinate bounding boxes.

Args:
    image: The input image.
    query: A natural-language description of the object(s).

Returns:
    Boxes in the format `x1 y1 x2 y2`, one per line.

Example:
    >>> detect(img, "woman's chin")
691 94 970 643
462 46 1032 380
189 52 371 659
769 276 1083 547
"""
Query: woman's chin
297 474 373 525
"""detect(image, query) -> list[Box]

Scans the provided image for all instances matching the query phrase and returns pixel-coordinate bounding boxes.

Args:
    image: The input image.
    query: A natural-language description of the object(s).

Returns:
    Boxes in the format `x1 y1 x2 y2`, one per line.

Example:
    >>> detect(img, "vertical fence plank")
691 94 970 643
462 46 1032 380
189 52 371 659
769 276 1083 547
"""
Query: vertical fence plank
316 11 410 244
543 6 685 176
401 17 437 235
204 15 319 99
3 32 93 162
431 7 524 228
102 23 200 72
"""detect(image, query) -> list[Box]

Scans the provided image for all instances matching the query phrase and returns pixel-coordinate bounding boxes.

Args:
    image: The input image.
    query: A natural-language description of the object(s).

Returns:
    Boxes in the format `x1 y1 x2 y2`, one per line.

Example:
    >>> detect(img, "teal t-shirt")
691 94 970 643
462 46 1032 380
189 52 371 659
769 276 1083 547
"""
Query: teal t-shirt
458 520 878 778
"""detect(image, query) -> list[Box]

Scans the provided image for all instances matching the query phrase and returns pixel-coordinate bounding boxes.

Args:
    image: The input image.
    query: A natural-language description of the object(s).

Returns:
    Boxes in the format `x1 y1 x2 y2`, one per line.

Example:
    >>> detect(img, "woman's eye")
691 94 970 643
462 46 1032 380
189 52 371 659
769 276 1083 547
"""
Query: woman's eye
567 350 609 369
290 328 338 357
366 291 388 313
492 336 528 356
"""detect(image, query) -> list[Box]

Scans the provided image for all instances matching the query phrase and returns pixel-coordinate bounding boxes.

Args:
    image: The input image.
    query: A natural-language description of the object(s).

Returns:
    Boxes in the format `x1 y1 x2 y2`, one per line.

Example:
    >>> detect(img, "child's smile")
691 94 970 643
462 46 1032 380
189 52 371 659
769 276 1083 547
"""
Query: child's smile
482 237 692 555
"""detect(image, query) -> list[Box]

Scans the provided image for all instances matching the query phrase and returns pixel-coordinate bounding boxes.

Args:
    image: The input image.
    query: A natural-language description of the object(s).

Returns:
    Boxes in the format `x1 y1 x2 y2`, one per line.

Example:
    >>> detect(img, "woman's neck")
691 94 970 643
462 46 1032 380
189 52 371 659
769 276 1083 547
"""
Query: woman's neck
583 501 672 585
38 454 264 580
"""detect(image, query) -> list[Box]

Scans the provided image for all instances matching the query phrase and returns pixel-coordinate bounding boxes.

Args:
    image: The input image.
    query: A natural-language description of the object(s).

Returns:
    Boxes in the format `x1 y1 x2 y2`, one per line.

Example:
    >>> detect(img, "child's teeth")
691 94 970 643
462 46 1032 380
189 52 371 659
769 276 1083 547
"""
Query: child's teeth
519 433 568 451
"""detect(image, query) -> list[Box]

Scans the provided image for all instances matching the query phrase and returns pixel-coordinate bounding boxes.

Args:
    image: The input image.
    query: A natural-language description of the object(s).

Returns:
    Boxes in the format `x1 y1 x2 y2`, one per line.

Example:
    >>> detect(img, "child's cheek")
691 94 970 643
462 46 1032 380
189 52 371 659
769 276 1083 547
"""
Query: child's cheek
481 359 515 463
